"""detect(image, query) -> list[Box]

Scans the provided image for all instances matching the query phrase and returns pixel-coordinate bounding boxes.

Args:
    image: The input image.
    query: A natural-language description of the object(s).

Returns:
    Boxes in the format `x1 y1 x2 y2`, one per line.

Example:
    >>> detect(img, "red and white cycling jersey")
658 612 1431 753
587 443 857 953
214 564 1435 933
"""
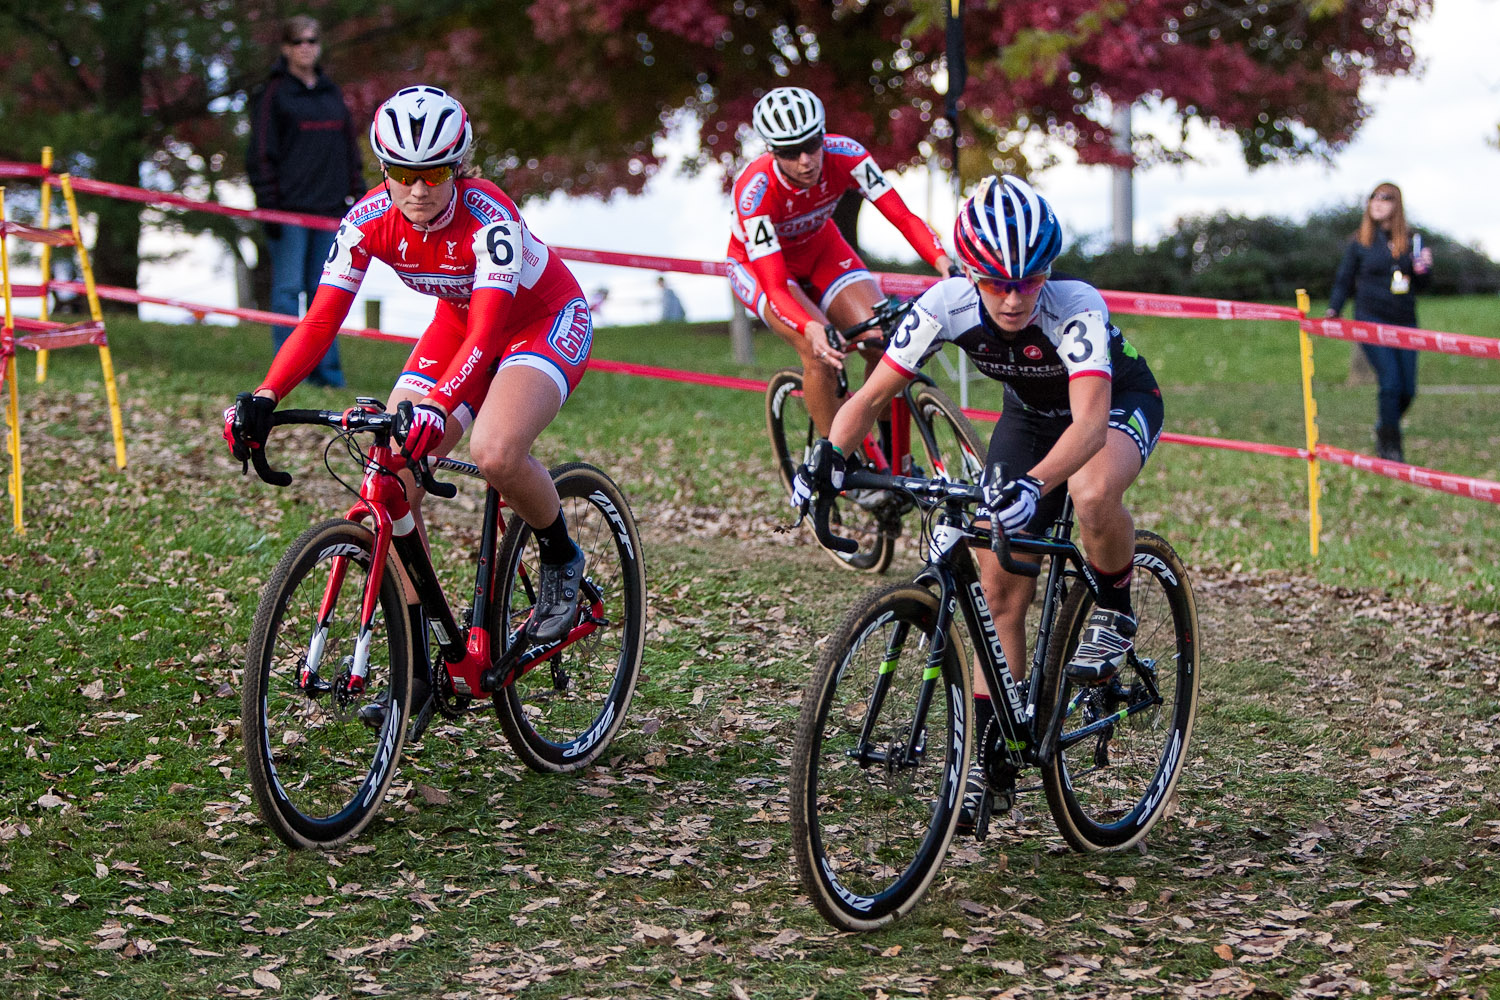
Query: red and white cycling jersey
725 135 946 334
261 178 589 416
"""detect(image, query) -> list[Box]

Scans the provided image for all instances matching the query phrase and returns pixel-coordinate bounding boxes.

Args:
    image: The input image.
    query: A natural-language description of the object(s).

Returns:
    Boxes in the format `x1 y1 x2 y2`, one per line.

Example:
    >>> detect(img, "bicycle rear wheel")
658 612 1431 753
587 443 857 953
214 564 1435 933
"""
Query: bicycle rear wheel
1038 531 1199 852
491 463 646 772
242 519 411 849
790 584 972 932
909 382 985 484
765 368 895 573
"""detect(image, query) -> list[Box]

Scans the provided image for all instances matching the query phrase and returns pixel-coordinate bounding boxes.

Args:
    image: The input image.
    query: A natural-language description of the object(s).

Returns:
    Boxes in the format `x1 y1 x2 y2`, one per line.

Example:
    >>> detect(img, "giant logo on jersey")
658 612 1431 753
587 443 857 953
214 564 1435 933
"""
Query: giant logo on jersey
464 188 514 225
739 172 770 214
727 264 757 307
348 194 392 227
823 136 865 158
548 298 593 365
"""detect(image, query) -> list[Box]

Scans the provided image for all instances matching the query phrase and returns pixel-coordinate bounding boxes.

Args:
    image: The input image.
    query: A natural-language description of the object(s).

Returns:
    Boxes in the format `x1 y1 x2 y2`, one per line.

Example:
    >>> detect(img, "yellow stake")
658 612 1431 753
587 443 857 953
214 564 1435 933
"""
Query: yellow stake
1 186 25 531
60 174 128 469
37 147 54 383
1296 289 1321 558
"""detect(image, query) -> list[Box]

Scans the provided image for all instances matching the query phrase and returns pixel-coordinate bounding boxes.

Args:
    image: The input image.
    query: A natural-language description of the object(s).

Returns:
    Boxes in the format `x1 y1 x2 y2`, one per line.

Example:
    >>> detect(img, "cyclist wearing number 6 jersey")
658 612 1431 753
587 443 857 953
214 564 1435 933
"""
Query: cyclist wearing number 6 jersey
813 175 1164 832
726 87 955 440
224 86 592 735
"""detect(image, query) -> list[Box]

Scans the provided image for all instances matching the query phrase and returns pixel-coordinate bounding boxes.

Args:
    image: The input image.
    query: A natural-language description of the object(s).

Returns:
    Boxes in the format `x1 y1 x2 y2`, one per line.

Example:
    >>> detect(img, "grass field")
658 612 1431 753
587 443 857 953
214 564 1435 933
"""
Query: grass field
1 296 1497 998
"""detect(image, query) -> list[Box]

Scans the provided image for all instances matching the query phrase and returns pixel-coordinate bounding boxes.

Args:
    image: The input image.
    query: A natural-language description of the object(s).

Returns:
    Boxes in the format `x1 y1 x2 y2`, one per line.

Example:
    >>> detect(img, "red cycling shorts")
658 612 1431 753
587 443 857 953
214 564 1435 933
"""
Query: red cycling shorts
393 297 592 431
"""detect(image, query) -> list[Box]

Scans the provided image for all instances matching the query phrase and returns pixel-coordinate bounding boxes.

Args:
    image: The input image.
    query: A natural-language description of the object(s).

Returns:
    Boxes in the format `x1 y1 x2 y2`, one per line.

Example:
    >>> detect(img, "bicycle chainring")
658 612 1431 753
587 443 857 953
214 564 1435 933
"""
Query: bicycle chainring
432 663 471 719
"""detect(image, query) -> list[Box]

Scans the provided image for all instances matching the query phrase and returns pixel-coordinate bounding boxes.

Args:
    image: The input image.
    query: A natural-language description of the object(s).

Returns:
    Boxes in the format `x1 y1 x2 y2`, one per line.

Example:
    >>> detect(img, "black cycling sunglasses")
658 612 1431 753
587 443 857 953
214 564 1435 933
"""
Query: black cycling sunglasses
771 135 824 160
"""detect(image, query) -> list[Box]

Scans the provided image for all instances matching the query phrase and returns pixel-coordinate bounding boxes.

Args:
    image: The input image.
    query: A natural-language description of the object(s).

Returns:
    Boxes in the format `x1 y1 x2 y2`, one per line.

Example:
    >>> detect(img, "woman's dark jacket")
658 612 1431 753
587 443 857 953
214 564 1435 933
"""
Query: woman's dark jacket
247 58 365 218
1327 228 1430 327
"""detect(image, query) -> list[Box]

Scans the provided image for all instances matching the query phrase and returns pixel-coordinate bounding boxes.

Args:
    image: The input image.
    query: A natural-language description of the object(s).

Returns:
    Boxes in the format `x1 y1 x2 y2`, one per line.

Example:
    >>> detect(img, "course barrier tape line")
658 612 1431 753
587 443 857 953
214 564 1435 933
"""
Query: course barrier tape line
6 158 1496 509
1301 317 1500 360
0 159 1342 334
1316 444 1500 504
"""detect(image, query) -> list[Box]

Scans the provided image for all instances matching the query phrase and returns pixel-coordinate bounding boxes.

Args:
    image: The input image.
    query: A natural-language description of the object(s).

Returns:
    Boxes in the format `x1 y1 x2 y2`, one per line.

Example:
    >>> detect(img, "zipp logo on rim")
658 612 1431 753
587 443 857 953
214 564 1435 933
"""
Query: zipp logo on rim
318 543 371 564
590 490 634 559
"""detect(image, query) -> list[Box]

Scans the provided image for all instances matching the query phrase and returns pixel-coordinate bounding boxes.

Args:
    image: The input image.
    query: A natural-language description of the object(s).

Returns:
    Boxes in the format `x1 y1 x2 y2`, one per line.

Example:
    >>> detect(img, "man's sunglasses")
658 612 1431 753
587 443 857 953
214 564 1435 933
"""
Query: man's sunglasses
289 37 319 45
384 163 456 186
771 135 824 160
971 270 1049 296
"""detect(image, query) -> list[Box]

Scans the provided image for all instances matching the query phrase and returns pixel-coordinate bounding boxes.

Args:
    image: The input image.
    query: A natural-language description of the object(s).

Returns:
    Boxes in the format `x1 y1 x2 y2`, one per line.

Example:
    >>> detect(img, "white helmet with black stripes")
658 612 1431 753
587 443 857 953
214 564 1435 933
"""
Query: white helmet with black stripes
751 87 826 149
369 85 473 168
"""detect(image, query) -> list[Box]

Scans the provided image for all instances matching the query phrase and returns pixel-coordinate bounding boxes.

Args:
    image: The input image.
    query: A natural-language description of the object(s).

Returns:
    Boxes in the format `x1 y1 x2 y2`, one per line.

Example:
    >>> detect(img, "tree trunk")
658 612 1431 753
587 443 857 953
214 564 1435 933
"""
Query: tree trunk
92 2 148 313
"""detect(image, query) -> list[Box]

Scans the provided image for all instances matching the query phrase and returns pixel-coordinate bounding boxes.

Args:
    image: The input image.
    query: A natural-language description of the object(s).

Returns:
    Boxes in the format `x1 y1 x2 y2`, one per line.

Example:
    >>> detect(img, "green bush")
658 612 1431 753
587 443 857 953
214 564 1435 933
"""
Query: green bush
1055 205 1500 302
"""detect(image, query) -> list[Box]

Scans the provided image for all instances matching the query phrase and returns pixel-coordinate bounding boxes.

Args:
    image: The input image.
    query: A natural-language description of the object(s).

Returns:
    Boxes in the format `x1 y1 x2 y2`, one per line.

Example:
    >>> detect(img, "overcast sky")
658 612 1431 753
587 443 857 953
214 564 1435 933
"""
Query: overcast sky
140 0 1499 328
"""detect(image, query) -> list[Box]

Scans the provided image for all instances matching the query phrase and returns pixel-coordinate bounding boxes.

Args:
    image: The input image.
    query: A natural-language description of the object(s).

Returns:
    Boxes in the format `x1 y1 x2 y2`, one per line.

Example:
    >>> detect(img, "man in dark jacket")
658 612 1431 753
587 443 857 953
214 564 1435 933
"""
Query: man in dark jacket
247 16 365 387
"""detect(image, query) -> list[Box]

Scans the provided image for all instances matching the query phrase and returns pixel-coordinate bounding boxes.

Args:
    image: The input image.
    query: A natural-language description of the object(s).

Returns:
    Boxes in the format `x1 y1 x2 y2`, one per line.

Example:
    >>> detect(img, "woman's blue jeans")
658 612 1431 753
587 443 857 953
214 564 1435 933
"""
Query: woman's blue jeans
269 224 343 387
1358 343 1417 430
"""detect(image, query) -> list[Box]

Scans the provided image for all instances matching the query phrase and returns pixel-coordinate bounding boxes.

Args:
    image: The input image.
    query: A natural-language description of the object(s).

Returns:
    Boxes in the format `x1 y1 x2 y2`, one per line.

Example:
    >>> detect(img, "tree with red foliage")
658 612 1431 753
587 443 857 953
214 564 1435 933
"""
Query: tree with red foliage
483 0 1429 188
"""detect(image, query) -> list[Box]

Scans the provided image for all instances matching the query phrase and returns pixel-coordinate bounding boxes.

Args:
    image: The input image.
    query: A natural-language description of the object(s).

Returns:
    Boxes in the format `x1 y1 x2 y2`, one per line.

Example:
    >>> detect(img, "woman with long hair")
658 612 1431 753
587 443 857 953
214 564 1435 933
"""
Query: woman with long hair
1325 182 1434 462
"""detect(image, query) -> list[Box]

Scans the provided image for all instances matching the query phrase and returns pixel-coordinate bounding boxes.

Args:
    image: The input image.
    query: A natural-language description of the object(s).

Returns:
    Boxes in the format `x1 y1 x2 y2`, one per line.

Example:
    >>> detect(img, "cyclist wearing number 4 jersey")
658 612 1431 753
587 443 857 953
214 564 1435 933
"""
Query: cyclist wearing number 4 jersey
802 174 1164 833
224 86 592 739
727 87 955 442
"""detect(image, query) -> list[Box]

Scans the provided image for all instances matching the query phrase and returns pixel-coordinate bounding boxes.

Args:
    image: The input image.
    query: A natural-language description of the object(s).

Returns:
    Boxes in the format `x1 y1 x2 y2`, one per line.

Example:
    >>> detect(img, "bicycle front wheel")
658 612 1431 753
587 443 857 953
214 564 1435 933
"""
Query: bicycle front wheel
909 382 985 485
765 367 895 573
241 519 411 849
1038 531 1199 852
491 463 646 772
790 584 972 932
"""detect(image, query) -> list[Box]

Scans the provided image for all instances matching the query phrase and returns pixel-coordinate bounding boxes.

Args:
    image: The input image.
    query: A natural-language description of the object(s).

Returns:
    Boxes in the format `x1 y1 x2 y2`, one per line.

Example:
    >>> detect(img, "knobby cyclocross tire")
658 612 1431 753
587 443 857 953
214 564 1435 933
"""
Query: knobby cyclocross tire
491 463 646 773
790 584 973 932
764 368 896 574
242 519 412 849
1038 530 1199 852
909 382 985 485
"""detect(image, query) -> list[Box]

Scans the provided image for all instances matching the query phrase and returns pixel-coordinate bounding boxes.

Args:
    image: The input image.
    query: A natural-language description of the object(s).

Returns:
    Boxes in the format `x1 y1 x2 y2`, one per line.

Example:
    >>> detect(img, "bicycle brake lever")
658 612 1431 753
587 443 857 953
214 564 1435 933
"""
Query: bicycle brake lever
418 458 458 500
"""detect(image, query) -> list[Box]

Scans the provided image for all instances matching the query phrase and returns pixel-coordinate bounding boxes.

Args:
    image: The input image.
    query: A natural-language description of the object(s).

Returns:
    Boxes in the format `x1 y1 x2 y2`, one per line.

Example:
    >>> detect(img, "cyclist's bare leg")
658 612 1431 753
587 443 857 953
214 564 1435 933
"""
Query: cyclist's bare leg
764 284 844 436
466 365 564 528
825 277 892 435
1064 429 1142 579
385 386 466 603
973 534 1041 688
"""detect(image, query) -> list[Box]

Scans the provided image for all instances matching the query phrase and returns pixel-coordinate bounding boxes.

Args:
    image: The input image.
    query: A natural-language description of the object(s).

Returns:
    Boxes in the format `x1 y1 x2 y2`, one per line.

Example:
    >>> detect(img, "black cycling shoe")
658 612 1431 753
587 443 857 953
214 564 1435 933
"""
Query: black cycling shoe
528 543 586 645
954 763 993 841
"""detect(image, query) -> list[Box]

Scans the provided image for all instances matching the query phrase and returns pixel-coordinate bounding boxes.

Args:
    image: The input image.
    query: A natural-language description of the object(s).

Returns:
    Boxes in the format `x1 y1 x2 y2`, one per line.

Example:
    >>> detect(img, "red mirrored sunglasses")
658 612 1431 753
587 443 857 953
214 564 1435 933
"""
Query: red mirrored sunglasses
970 270 1049 296
384 163 456 186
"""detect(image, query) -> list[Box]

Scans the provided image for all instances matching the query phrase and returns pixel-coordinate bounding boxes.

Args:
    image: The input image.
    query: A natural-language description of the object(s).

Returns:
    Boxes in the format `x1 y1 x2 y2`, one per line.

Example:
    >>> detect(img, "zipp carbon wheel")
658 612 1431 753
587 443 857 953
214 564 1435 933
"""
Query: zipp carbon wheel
242 519 411 849
765 367 895 573
1039 531 1199 852
790 584 972 931
909 382 985 485
491 463 646 772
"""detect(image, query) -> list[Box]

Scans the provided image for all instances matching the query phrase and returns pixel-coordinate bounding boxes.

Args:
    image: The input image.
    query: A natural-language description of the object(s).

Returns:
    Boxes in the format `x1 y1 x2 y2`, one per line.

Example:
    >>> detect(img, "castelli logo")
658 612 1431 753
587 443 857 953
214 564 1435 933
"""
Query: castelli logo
1024 345 1043 360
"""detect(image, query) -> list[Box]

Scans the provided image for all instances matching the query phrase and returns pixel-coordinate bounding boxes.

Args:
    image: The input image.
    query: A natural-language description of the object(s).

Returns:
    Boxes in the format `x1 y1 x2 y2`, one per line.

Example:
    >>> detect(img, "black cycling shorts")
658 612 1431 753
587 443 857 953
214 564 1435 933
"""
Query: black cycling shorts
983 386 1164 533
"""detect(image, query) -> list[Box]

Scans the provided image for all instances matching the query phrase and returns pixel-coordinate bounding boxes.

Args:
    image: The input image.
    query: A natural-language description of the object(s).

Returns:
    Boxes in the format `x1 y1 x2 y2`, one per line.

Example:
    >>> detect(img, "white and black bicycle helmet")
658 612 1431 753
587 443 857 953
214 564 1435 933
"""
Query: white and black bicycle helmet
751 87 826 149
369 85 473 168
953 175 1064 280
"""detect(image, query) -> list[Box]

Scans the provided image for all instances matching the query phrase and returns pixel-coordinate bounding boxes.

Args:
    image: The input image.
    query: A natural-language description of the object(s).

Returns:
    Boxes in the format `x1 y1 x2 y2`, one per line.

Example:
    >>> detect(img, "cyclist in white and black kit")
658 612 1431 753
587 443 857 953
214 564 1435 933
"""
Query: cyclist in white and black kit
792 174 1163 832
